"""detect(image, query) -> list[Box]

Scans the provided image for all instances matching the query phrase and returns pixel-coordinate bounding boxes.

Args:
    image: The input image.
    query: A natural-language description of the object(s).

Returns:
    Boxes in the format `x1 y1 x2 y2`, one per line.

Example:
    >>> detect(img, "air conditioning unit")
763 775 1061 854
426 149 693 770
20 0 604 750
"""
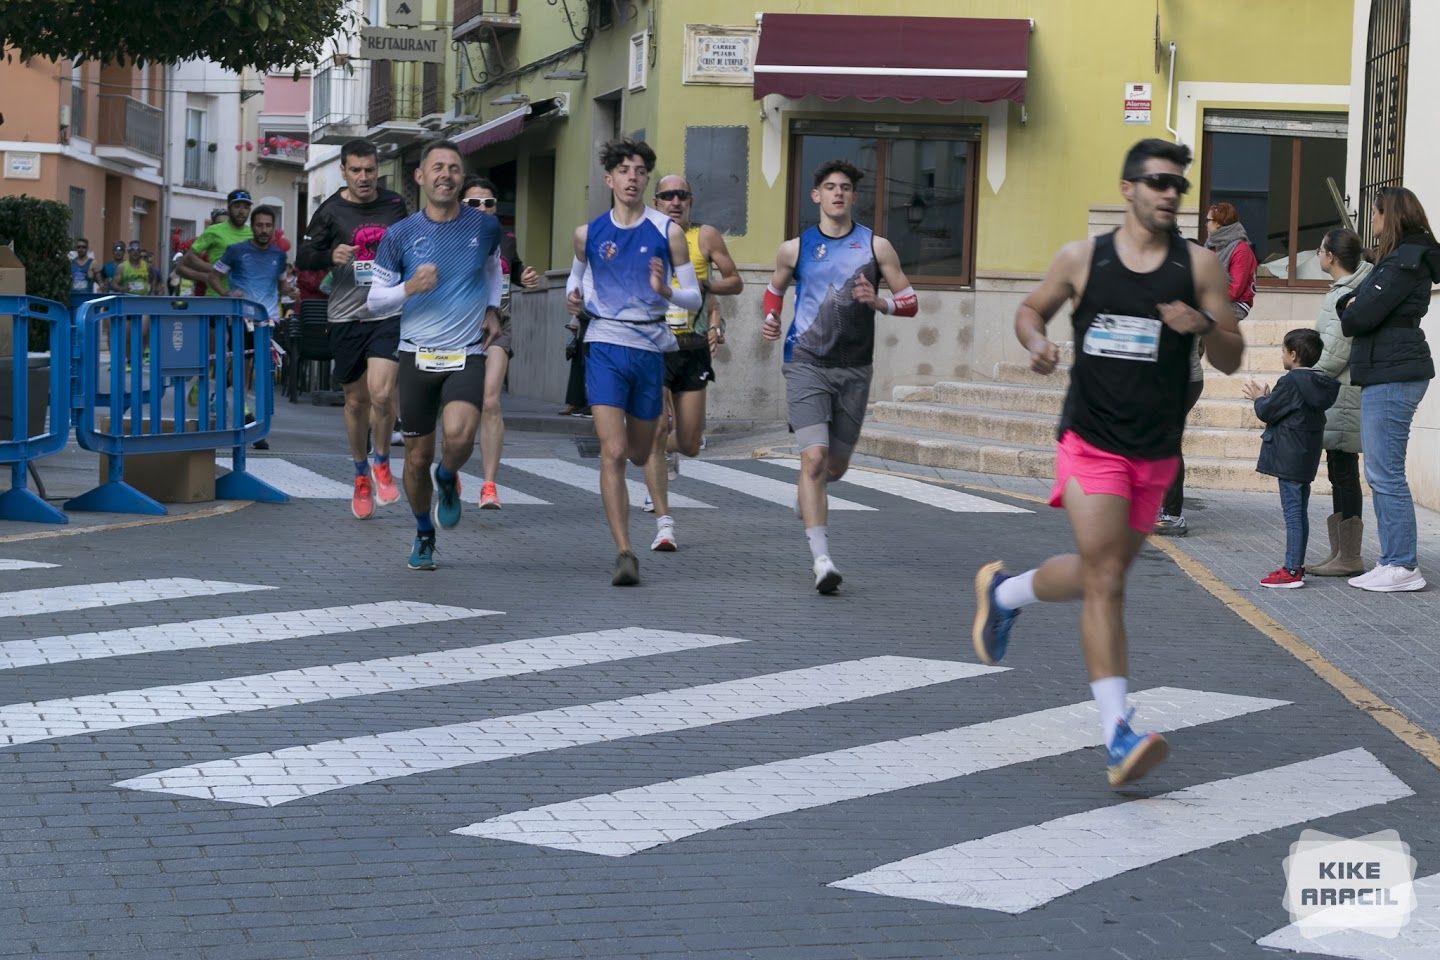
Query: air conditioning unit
60 104 72 127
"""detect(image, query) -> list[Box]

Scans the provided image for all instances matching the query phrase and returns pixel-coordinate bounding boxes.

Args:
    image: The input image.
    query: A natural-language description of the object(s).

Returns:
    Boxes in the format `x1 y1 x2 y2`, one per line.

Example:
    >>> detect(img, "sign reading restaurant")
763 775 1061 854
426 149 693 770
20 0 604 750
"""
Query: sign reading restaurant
358 27 446 64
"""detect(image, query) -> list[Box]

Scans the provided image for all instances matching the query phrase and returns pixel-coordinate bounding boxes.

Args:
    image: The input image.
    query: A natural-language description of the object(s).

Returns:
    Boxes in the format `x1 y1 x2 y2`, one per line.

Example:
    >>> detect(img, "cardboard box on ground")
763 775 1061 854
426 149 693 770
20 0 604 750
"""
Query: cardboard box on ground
97 417 216 503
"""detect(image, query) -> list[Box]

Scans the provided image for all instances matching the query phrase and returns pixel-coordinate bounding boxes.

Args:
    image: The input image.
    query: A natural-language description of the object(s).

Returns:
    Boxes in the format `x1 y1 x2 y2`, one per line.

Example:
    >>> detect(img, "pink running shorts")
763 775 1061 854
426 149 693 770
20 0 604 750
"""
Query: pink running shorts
1049 430 1181 533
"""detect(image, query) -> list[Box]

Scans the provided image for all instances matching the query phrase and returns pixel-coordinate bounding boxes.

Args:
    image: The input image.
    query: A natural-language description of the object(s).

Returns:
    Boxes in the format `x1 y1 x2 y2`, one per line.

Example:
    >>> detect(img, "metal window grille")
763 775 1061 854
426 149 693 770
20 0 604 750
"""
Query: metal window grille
1359 0 1409 245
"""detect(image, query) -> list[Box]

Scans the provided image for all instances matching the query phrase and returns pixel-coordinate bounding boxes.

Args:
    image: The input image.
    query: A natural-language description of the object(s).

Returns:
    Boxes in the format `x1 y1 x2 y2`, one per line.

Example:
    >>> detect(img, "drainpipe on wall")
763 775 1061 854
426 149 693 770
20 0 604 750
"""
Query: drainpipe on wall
1163 41 1181 143
159 63 174 263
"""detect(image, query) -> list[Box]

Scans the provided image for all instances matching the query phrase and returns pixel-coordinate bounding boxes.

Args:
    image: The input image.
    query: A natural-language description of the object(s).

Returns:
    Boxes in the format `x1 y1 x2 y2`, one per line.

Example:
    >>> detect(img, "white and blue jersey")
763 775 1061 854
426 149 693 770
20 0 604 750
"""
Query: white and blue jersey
214 241 288 321
372 206 502 352
786 223 880 367
582 208 678 354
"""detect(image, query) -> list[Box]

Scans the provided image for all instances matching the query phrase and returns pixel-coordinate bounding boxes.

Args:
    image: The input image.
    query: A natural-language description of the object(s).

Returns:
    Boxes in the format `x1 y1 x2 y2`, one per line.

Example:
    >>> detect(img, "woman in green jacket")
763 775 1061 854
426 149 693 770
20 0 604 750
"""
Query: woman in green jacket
1308 227 1371 576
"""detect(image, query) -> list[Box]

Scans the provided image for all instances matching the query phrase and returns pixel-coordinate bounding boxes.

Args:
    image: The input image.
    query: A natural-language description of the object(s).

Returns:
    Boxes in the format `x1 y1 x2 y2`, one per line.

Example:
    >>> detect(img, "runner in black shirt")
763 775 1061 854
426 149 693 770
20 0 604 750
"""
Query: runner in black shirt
296 139 409 521
971 139 1244 787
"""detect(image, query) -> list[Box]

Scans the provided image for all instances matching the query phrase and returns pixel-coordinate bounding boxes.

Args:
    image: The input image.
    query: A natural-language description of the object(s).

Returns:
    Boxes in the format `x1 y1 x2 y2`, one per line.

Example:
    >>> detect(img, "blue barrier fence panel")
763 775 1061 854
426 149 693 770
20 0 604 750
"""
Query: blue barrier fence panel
66 296 288 514
0 296 71 524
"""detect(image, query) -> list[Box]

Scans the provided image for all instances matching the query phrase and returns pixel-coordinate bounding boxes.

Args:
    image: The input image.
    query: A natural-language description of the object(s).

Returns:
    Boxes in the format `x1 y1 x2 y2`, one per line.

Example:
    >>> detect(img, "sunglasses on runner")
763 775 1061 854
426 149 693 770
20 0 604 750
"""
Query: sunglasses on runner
1127 173 1190 195
463 197 498 209
655 190 691 202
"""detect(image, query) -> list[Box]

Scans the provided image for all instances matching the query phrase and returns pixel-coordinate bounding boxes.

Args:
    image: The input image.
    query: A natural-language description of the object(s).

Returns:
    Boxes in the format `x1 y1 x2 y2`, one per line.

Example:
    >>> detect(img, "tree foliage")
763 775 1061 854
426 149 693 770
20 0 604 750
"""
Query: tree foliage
0 195 71 349
0 0 360 73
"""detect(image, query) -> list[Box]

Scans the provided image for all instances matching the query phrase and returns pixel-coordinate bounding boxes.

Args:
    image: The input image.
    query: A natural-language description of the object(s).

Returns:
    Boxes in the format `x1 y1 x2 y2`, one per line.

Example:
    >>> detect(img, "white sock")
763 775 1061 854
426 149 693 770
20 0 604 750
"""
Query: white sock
1090 676 1129 746
805 525 829 561
995 570 1039 611
656 514 673 528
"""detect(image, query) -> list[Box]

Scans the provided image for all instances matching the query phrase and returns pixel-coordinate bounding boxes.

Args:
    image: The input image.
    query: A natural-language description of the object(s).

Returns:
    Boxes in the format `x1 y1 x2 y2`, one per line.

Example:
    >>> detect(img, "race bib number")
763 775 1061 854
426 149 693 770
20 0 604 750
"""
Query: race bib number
126 279 147 293
353 260 375 286
415 349 466 372
500 274 512 298
1083 314 1161 362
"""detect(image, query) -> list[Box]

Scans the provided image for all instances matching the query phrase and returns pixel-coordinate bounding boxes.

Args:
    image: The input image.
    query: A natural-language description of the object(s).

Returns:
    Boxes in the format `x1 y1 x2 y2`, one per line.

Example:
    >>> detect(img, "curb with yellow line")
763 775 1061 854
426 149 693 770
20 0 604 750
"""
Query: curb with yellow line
0 500 252 545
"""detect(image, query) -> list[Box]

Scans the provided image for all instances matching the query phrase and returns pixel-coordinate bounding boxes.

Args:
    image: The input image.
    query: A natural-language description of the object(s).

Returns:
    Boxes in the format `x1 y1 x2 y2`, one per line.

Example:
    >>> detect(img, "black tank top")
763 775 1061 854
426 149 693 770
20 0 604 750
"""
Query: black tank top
1059 229 1198 459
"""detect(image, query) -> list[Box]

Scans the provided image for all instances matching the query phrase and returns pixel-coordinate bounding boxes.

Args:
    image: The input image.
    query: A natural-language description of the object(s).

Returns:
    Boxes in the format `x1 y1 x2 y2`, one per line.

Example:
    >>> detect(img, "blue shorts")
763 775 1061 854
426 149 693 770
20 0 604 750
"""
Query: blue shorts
584 341 665 420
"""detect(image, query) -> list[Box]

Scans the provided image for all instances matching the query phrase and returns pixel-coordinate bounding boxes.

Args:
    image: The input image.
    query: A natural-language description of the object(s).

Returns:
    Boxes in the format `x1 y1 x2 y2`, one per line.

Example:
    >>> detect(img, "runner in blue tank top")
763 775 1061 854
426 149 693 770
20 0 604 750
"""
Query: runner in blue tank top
366 139 504 572
972 139 1245 788
564 138 702 586
761 160 920 595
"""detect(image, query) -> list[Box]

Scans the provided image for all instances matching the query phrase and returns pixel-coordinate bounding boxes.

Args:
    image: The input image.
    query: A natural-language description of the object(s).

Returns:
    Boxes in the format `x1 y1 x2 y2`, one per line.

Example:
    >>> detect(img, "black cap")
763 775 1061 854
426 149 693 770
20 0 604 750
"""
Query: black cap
227 189 254 205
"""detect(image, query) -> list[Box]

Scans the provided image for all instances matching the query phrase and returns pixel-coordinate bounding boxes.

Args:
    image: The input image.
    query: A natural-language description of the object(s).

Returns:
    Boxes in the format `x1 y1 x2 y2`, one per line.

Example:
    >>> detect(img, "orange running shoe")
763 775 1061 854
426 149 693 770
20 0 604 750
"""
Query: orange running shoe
351 475 375 520
479 480 502 510
371 458 400 506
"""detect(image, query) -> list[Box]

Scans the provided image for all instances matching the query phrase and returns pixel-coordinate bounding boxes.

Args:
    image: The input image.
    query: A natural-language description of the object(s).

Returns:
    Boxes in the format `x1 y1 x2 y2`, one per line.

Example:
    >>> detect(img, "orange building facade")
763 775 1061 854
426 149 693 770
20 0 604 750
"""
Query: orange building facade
0 55 165 255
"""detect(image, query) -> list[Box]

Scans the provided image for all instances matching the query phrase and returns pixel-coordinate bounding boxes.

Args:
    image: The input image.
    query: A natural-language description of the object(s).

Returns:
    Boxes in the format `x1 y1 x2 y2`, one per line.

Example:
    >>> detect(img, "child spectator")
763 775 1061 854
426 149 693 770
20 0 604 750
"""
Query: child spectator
1244 329 1340 588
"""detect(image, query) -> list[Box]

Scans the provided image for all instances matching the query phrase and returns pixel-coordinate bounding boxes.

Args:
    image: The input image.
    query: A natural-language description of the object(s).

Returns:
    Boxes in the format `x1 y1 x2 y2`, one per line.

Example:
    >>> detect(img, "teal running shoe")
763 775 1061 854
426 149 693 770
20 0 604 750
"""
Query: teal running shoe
407 532 437 571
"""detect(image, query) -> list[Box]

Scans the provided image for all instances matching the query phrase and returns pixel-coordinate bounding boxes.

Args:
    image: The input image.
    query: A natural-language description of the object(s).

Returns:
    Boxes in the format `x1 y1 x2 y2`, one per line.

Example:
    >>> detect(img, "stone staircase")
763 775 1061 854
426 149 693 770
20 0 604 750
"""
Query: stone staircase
858 317 1327 493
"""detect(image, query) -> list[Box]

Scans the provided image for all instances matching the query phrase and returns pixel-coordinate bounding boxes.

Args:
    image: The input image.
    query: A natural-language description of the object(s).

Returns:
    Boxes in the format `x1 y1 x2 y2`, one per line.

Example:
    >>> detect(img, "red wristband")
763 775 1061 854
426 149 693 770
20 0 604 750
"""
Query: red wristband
762 285 784 318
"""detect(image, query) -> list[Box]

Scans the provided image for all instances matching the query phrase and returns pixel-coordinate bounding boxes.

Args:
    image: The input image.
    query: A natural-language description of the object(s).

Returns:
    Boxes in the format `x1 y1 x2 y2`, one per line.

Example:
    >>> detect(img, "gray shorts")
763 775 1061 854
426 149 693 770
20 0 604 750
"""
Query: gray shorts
783 362 872 458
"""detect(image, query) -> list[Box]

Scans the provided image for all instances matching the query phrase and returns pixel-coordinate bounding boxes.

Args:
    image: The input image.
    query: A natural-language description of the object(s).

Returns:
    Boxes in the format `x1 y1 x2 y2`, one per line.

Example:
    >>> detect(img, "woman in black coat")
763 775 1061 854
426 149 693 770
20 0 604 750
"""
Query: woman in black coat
1337 186 1438 592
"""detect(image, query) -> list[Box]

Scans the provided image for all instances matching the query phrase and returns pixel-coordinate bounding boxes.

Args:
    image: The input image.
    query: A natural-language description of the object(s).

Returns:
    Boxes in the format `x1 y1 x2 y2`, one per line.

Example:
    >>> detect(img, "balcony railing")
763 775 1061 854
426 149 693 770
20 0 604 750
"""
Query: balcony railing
182 141 217 190
97 95 162 159
312 60 371 144
454 0 520 41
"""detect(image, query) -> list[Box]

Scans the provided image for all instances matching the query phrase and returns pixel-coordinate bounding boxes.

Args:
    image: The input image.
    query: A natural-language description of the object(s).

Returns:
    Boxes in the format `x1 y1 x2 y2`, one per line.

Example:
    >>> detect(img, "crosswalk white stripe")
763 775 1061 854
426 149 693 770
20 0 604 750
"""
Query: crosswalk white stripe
457 474 550 505
217 457 354 498
679 461 873 511
0 560 59 571
830 748 1413 914
768 460 1030 513
455 686 1289 856
0 601 501 671
505 458 714 509
9 629 745 749
1257 871 1440 958
118 656 1004 807
0 578 273 619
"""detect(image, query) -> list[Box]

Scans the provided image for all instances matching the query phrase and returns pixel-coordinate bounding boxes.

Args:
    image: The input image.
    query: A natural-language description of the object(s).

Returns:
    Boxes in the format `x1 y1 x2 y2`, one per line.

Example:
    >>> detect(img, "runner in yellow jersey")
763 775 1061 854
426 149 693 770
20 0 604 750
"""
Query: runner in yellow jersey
641 175 744 551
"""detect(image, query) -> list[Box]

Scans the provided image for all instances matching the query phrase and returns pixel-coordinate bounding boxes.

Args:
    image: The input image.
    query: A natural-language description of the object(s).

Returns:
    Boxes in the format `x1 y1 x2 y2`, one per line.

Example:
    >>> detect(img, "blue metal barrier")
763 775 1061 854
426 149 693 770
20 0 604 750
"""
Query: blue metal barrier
66 295 288 514
0 296 71 524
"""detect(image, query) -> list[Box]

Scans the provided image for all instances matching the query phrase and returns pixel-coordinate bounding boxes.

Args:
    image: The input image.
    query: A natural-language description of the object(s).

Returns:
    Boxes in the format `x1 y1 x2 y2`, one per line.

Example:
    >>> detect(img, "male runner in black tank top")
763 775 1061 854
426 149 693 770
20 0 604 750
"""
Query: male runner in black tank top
971 139 1244 787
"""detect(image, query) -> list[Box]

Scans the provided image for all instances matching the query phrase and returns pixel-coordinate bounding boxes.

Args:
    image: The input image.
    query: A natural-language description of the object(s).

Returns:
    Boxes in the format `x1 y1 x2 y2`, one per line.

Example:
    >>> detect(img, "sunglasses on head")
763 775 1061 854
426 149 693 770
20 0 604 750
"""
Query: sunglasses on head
655 190 691 202
1127 173 1191 195
463 197 498 209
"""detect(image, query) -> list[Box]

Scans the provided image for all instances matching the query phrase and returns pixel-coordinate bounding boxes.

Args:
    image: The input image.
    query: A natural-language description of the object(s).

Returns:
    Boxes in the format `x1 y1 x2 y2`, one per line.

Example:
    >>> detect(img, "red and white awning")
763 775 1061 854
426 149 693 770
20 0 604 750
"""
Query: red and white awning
753 14 1031 105
454 105 528 156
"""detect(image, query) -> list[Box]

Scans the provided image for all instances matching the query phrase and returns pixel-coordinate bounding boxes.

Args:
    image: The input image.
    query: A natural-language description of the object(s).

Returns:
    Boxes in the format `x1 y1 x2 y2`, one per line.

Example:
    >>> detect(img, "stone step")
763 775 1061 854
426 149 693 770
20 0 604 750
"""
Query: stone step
924 380 1262 429
990 361 1267 400
856 421 1331 495
868 401 1263 460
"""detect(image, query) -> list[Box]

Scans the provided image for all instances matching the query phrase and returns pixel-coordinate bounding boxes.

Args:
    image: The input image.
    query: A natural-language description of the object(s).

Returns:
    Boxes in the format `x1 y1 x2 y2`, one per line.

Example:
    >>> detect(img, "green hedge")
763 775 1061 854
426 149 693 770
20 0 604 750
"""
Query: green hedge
0 195 72 351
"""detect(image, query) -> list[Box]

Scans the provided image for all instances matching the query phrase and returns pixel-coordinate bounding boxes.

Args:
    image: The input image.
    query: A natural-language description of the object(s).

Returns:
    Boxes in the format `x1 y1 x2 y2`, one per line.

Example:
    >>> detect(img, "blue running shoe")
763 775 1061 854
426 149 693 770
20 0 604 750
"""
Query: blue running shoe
1106 710 1169 787
430 463 461 530
407 532 437 571
972 560 1019 665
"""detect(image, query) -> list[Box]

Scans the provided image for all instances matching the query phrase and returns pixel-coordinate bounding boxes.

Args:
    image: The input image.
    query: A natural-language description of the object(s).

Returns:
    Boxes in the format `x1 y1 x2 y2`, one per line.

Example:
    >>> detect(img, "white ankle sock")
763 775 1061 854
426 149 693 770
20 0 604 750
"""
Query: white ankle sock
1090 677 1129 746
805 526 829 561
995 570 1039 610
657 514 673 528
